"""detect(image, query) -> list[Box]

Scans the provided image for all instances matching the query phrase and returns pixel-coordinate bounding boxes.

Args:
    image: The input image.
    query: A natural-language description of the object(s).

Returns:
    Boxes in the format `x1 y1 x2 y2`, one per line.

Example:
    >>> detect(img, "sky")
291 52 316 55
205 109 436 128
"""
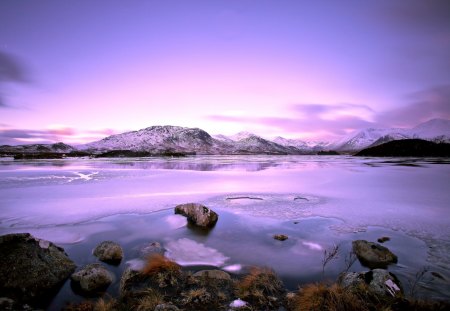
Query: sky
0 0 449 145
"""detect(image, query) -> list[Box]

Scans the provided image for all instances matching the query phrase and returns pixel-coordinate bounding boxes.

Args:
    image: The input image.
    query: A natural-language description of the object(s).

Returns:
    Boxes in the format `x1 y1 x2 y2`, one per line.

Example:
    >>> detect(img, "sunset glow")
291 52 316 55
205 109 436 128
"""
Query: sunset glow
1 0 449 144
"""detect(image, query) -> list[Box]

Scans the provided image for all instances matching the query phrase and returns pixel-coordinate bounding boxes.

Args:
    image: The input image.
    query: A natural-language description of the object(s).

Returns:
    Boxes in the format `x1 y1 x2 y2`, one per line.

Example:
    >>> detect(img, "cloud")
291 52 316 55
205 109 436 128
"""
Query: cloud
206 85 450 139
207 103 375 139
0 127 116 145
376 84 450 127
0 50 31 107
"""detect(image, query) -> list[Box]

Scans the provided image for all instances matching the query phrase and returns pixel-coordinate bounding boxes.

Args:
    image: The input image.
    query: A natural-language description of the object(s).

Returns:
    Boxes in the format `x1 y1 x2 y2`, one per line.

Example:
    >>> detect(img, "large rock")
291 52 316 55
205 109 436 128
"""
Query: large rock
174 203 218 228
193 270 231 281
93 241 123 264
339 269 403 298
0 233 76 304
71 263 113 294
352 240 398 269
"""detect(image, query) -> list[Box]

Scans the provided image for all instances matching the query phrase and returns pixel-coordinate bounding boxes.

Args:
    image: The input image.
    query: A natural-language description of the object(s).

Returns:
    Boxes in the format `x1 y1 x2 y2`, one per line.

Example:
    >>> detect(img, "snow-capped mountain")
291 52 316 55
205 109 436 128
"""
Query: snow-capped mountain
80 126 220 154
331 119 450 152
2 119 449 156
80 127 306 155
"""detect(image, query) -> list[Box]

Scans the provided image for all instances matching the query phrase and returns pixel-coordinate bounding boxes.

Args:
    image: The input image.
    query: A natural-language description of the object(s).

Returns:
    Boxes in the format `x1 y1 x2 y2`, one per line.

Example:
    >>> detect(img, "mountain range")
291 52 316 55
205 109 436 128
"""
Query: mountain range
1 119 449 156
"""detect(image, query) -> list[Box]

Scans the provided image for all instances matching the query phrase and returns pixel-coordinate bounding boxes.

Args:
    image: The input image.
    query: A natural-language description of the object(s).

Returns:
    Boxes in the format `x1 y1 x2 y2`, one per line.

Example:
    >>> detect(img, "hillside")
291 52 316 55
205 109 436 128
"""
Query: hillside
354 139 450 157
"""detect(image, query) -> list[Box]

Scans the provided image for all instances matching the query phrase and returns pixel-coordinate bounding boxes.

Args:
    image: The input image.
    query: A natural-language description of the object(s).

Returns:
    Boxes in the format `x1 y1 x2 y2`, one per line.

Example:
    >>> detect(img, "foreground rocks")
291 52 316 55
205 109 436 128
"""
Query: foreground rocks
352 240 398 269
174 203 218 228
71 263 114 295
93 240 123 264
339 269 403 298
0 233 76 305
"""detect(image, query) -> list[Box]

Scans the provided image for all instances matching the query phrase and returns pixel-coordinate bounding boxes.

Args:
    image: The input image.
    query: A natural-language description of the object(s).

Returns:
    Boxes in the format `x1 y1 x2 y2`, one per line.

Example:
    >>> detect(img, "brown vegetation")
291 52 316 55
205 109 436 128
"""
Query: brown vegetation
236 267 285 309
141 254 182 288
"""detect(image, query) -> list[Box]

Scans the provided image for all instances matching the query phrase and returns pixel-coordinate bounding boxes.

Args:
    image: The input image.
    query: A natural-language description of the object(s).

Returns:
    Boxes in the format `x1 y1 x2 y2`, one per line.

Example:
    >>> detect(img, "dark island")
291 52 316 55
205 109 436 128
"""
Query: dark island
354 139 450 157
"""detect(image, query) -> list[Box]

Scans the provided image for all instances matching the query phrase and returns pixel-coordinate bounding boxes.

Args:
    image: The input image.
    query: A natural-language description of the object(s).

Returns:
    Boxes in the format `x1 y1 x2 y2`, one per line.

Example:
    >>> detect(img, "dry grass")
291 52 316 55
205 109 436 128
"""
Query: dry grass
141 254 182 288
142 254 181 275
291 283 372 311
94 296 117 311
134 288 164 311
236 267 285 309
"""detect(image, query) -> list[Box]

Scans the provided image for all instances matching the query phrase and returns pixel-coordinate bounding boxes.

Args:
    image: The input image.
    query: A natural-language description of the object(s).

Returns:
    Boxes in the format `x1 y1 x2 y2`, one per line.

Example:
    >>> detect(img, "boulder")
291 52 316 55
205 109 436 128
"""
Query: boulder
93 241 123 264
352 240 398 269
71 263 113 294
174 203 218 228
0 233 76 304
193 270 231 281
339 269 403 298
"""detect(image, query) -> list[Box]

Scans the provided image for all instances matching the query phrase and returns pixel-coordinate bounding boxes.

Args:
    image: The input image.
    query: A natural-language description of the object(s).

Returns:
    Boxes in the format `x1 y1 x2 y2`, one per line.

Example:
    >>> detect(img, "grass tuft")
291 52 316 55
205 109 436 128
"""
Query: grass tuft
236 267 285 309
141 254 182 288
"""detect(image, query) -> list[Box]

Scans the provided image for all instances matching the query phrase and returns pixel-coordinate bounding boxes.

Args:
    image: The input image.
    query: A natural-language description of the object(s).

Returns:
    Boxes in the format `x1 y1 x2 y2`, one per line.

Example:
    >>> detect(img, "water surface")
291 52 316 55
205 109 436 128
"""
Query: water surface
0 155 449 307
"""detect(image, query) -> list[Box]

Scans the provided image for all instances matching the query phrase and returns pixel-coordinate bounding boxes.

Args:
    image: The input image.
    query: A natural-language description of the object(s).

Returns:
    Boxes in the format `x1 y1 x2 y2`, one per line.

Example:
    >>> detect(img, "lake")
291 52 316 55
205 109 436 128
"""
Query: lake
0 155 449 308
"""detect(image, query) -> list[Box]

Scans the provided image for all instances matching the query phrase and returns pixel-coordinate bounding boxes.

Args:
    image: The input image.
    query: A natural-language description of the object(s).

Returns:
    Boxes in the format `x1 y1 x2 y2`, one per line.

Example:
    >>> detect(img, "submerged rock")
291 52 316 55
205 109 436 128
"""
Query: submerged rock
174 203 218 228
352 240 397 269
139 241 165 257
71 263 113 295
0 233 76 305
339 269 403 298
377 236 390 243
93 241 123 264
273 234 288 241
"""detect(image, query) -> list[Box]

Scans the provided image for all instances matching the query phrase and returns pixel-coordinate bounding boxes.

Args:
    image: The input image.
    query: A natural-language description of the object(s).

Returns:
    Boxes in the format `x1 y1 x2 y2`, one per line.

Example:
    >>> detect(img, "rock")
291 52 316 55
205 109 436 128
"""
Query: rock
0 233 76 304
193 270 231 281
140 242 165 257
93 241 123 264
273 234 288 241
71 263 113 294
339 269 403 298
174 203 218 228
352 240 398 269
377 236 390 243
154 304 180 311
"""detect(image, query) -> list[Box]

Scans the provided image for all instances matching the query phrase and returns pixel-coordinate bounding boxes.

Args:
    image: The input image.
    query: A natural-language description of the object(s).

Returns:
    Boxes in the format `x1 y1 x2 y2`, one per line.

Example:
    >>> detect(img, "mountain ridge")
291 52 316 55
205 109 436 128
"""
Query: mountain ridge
1 119 449 155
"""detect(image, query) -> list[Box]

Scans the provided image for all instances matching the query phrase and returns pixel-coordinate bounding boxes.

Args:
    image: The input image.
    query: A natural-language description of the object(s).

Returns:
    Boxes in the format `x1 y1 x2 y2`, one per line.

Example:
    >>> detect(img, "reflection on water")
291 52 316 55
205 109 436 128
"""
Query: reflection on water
0 155 449 306
3 155 448 172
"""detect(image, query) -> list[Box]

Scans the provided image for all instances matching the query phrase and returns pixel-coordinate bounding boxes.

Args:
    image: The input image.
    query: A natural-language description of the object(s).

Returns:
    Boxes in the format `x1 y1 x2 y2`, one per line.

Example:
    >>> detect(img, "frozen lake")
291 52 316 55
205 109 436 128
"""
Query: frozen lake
1 155 449 306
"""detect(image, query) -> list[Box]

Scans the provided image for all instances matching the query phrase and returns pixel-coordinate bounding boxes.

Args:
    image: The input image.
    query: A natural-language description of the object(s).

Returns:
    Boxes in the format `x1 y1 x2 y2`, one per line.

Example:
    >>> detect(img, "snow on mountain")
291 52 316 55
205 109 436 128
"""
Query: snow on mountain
409 118 450 141
228 131 256 141
4 119 449 156
333 119 450 151
81 126 218 154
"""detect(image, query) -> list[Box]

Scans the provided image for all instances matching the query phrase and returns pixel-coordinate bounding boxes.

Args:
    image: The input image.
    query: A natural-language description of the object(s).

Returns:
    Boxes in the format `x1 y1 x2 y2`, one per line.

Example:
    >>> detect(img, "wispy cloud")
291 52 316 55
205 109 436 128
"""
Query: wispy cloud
206 84 450 139
207 103 375 139
0 51 31 108
376 84 450 127
0 126 116 145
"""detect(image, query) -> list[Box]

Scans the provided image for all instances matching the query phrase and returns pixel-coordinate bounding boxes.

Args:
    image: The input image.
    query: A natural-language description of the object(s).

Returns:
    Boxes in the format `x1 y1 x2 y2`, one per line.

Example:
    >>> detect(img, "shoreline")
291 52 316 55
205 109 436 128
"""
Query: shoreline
2 207 450 310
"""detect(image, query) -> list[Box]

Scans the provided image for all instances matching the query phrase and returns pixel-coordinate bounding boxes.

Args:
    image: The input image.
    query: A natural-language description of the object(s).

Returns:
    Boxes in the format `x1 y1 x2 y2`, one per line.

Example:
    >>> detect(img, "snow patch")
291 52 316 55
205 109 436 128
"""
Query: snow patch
165 238 229 266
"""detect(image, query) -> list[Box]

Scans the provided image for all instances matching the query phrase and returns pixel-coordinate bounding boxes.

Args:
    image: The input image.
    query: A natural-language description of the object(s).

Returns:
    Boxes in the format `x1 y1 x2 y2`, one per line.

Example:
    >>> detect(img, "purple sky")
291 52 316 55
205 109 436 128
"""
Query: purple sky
1 0 449 145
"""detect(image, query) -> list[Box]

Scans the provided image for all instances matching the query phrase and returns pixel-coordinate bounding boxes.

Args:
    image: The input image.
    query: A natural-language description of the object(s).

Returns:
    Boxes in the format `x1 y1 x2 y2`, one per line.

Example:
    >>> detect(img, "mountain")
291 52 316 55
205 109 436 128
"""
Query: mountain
80 126 303 155
355 139 450 157
80 126 220 154
0 142 76 155
2 119 449 156
332 119 450 152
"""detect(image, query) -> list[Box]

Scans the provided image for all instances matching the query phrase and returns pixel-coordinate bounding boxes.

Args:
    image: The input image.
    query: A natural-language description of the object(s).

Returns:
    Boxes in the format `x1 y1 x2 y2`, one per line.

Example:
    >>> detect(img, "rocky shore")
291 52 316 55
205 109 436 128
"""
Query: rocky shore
1 204 449 311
